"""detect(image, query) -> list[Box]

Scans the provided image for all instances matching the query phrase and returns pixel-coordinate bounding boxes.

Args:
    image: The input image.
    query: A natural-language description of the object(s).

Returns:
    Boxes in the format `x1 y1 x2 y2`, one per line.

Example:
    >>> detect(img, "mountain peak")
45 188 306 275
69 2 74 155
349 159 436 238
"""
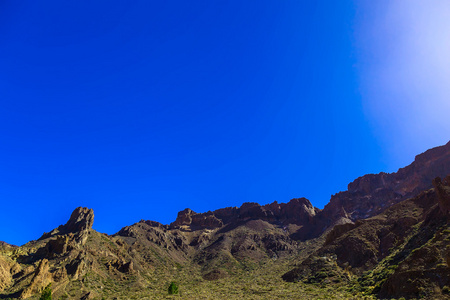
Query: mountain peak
39 207 94 241
63 207 94 233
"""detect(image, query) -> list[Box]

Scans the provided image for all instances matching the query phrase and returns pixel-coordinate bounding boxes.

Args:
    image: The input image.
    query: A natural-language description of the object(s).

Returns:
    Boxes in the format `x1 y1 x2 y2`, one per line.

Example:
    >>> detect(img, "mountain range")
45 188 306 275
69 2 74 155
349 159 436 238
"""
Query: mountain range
1 141 450 299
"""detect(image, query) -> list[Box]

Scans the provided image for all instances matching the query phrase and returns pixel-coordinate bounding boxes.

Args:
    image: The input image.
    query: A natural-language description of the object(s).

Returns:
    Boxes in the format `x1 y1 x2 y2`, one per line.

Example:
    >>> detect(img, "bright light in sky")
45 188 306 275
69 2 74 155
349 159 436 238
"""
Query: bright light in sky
356 0 450 168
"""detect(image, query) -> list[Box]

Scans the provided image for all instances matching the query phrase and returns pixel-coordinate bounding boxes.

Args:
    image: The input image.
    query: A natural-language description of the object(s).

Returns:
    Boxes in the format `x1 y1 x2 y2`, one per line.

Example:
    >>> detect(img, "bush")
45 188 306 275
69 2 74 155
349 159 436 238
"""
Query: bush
168 281 179 295
39 284 52 300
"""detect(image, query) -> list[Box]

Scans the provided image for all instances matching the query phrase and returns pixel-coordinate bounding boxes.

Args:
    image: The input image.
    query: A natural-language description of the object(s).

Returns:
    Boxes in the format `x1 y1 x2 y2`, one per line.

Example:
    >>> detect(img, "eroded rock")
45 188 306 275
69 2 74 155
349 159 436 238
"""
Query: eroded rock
20 259 52 299
40 207 94 245
432 176 450 214
0 256 13 292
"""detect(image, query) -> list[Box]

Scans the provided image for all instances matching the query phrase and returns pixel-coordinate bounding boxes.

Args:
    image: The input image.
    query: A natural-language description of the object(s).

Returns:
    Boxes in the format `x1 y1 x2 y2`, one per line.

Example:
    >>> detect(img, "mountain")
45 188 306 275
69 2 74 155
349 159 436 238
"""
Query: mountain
283 175 450 298
0 141 450 299
299 140 450 240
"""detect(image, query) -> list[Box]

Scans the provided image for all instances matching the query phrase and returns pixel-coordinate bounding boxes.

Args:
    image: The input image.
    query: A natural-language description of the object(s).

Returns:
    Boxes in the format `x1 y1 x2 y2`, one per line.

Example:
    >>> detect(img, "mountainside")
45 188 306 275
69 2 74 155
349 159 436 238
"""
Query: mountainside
303 140 450 240
1 141 450 299
283 175 450 298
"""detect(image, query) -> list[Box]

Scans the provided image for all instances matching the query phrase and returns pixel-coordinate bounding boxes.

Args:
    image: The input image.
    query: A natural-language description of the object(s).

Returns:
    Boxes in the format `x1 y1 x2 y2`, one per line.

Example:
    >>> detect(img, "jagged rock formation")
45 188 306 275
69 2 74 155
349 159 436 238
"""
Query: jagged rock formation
20 259 52 299
1 141 450 299
171 208 223 230
0 207 146 299
39 207 94 246
0 256 13 292
169 198 317 232
283 177 450 299
297 141 450 240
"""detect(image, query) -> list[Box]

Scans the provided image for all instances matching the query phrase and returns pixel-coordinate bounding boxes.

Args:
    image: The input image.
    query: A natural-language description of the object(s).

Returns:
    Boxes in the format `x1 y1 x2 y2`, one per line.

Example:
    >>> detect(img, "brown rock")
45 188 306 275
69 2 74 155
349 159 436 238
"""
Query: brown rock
36 235 76 259
0 256 13 292
172 208 195 227
108 259 135 274
203 268 228 281
324 222 357 246
302 141 450 239
213 206 239 223
65 251 90 280
20 259 52 299
278 198 317 224
39 207 94 245
171 208 223 230
63 207 94 233
52 267 68 282
432 176 450 214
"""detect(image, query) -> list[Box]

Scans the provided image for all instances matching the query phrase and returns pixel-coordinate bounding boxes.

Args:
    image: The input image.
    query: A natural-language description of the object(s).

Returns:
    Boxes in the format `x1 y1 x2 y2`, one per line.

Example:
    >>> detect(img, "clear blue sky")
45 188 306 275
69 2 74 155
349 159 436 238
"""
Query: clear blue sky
1 1 449 245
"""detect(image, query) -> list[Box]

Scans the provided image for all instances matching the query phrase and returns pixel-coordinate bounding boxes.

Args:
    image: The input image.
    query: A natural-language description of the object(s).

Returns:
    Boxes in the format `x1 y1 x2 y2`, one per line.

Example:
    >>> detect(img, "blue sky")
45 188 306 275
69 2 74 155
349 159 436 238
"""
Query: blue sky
1 1 449 246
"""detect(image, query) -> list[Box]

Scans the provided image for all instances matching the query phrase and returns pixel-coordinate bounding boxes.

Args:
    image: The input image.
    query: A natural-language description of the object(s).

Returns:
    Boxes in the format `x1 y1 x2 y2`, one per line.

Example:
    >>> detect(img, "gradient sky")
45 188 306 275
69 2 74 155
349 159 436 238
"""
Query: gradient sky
1 1 449 246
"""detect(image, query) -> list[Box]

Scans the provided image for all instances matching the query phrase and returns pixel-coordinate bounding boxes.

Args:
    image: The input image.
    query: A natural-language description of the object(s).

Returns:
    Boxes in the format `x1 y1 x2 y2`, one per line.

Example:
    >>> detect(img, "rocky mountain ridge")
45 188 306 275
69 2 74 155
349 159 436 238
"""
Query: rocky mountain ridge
169 197 318 231
1 141 450 299
167 140 450 240
283 175 450 298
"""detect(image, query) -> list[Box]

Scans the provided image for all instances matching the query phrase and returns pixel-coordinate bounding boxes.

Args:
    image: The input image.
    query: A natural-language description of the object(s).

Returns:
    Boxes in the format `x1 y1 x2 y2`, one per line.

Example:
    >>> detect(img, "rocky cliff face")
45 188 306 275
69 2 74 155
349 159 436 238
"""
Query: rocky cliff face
61 207 94 233
0 207 150 299
170 197 317 232
0 256 14 293
115 199 314 278
2 141 450 299
298 141 450 239
283 176 450 299
39 207 94 246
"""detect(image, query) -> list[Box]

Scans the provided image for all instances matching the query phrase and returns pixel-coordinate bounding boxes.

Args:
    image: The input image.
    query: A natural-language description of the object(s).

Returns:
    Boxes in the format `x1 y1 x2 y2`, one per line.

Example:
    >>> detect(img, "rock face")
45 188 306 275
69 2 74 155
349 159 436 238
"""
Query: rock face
2 206 143 299
62 207 94 233
283 177 450 299
39 207 94 245
170 198 317 231
297 141 450 239
2 141 450 300
20 259 52 299
0 256 13 292
171 208 223 230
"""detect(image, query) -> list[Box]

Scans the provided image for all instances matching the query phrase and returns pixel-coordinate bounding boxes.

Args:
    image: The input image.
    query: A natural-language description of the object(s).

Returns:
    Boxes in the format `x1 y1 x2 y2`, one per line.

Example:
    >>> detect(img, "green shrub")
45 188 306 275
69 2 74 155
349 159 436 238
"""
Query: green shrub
168 281 179 295
39 284 52 300
443 285 450 294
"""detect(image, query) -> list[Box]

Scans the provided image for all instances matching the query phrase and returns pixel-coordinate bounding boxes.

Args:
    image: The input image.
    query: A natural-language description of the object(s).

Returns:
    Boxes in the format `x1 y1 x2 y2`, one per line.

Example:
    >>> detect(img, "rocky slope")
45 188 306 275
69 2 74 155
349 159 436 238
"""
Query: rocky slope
298 140 450 240
114 199 313 280
283 175 450 299
161 141 450 242
0 203 316 299
0 141 449 299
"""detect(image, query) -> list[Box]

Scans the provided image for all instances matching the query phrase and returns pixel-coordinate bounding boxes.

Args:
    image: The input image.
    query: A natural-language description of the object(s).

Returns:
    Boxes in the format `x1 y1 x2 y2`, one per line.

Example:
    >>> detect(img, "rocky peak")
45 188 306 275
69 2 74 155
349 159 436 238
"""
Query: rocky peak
322 141 450 223
347 173 389 194
414 140 450 164
280 198 317 220
170 208 223 230
171 208 196 227
239 202 270 219
62 207 94 233
235 198 317 225
169 197 317 232
39 207 94 241
213 206 239 224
